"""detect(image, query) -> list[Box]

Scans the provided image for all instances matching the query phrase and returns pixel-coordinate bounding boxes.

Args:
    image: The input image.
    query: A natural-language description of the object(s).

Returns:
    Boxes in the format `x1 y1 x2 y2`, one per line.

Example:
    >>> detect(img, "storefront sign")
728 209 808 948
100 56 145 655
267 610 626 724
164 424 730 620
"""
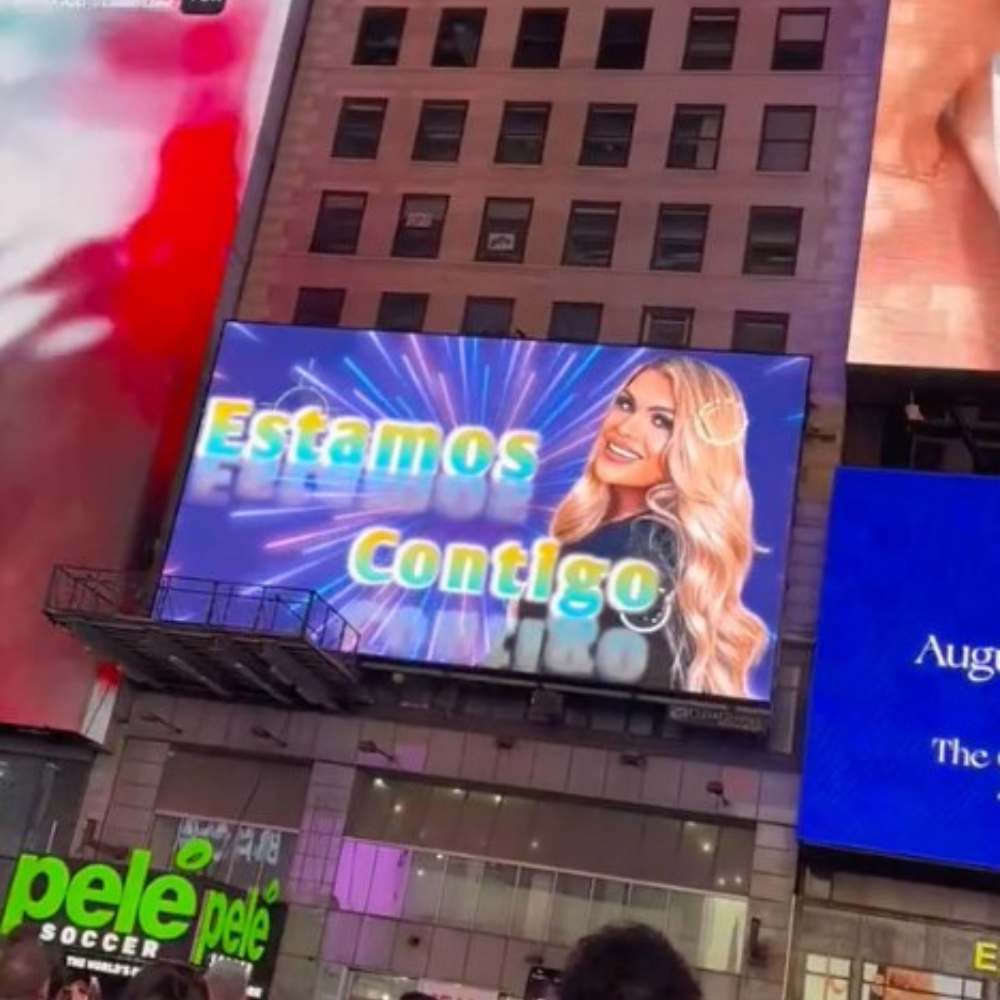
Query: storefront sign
0 839 284 995
160 322 808 702
974 942 1000 974
800 469 1000 871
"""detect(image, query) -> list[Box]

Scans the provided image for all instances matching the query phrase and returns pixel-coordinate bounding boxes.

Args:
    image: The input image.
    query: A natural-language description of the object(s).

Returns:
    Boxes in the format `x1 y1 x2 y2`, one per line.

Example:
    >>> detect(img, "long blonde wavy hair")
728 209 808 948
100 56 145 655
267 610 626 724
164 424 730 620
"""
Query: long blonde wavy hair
551 358 768 697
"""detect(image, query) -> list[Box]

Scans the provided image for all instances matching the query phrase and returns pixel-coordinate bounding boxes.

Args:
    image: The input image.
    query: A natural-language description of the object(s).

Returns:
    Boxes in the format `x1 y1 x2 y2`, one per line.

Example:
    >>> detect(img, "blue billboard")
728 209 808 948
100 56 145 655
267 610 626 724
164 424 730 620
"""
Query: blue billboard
159 322 808 701
801 468 1000 870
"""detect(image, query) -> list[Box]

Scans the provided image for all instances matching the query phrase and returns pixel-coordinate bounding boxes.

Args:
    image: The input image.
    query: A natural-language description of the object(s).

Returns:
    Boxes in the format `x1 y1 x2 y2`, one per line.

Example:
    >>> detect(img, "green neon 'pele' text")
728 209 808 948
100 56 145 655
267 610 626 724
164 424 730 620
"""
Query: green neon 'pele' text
0 840 278 966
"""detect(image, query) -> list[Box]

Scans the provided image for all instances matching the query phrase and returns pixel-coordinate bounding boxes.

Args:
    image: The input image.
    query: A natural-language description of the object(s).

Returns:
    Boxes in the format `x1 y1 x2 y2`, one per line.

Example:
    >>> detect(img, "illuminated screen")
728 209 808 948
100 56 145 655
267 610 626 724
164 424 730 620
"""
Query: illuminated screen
849 0 1000 371
801 468 1000 870
0 0 296 733
160 323 808 702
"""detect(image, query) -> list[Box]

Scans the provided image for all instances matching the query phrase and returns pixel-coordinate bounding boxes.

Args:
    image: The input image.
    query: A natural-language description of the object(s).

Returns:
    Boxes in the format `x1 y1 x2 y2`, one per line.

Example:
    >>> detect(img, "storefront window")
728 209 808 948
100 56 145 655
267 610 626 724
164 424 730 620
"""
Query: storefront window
589 878 627 931
475 862 517 934
347 773 754 892
510 867 554 940
440 856 484 925
804 955 851 1000
549 873 592 946
149 815 297 890
403 850 447 921
335 837 747 974
0 754 88 860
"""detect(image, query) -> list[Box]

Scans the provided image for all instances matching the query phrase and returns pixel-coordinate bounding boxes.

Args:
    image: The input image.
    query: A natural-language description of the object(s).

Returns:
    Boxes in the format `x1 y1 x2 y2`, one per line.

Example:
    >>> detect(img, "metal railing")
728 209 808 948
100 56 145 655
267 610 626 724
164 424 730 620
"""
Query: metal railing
46 566 360 655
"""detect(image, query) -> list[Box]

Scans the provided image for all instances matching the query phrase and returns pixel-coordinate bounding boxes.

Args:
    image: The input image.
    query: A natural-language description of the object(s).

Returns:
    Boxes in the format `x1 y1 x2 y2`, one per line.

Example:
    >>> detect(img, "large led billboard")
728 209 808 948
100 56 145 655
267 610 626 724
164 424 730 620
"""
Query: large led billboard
0 0 298 733
801 468 1000 871
849 0 1000 372
160 323 809 702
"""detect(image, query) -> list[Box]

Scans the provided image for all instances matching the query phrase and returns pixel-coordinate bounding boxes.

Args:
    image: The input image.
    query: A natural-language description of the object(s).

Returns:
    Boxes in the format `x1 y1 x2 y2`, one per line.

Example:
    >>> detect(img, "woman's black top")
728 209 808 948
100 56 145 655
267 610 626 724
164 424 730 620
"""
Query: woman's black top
503 517 692 691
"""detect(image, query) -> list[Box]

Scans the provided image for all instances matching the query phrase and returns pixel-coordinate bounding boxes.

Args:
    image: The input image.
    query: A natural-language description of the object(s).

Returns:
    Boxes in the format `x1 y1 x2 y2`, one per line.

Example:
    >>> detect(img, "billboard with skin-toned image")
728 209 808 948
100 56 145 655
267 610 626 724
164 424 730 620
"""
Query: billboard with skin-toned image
159 323 809 703
849 0 1000 371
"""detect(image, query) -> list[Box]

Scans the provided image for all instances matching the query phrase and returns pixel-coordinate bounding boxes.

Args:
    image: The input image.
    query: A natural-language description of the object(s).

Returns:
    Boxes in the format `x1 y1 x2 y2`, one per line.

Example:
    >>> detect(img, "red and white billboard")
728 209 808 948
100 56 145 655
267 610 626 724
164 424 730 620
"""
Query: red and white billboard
0 0 302 735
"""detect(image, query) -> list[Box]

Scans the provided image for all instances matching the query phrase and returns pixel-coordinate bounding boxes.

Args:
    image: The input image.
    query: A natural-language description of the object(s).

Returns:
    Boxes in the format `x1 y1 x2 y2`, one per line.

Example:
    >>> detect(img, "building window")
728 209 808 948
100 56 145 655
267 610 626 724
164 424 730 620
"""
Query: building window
641 307 693 348
683 8 739 70
151 816 297 892
432 9 486 67
667 105 724 169
354 8 407 65
803 955 851 1000
477 198 533 262
773 8 829 71
758 106 815 171
293 287 345 327
733 311 788 352
335 839 749 974
596 9 652 70
377 292 428 331
580 104 636 167
652 205 710 272
513 8 567 68
332 98 387 159
413 101 468 161
496 103 550 164
310 192 366 254
562 202 619 267
549 302 602 342
392 195 449 258
462 297 514 335
744 206 803 276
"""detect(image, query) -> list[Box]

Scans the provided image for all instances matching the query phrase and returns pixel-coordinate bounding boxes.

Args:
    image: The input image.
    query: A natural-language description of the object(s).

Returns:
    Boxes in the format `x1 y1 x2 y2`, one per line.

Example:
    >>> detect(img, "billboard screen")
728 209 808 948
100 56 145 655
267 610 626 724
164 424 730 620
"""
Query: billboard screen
848 0 1000 372
0 0 297 733
801 468 1000 871
160 323 809 702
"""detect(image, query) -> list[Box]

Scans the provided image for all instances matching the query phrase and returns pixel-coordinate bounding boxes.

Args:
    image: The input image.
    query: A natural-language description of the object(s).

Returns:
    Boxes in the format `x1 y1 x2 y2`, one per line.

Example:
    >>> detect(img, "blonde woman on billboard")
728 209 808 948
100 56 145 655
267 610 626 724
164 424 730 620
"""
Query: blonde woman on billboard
547 357 767 698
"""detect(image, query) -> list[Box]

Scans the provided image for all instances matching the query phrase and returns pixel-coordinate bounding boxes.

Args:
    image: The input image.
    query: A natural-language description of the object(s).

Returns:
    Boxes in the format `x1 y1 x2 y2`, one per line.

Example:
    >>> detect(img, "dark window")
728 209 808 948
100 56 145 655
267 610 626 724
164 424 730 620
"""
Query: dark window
332 98 387 159
310 192 366 254
496 103 550 163
562 202 619 267
667 105 724 169
580 104 636 166
462 297 514 335
758 106 815 171
651 205 709 272
640 307 693 348
732 311 789 352
392 195 449 258
744 206 803 276
413 101 468 161
477 198 533 262
294 287 345 327
773 8 829 70
513 9 567 67
549 302 602 342
354 8 407 65
682 8 738 70
433 9 486 67
596 9 652 70
156 751 310 828
377 292 428 331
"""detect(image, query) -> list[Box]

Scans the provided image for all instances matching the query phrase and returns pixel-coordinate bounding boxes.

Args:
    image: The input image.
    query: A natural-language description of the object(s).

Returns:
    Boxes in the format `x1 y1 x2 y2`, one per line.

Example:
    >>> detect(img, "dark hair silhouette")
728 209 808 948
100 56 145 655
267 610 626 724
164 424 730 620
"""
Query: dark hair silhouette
560 925 702 1000
0 931 51 1000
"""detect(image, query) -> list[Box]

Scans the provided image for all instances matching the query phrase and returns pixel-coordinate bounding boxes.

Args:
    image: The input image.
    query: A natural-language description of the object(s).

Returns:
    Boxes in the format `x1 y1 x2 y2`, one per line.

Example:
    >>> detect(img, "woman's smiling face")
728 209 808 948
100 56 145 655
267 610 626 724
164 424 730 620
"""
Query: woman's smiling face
592 368 675 490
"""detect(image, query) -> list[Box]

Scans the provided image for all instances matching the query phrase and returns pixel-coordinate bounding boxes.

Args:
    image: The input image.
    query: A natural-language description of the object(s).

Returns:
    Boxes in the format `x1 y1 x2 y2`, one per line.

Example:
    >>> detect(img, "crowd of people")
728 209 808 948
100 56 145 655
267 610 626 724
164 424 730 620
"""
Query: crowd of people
0 925 702 1000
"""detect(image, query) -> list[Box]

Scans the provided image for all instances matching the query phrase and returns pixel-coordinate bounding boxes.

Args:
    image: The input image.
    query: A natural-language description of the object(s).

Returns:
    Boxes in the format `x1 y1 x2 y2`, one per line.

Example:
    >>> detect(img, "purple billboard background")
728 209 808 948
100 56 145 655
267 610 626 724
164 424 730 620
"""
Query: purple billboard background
159 322 808 701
